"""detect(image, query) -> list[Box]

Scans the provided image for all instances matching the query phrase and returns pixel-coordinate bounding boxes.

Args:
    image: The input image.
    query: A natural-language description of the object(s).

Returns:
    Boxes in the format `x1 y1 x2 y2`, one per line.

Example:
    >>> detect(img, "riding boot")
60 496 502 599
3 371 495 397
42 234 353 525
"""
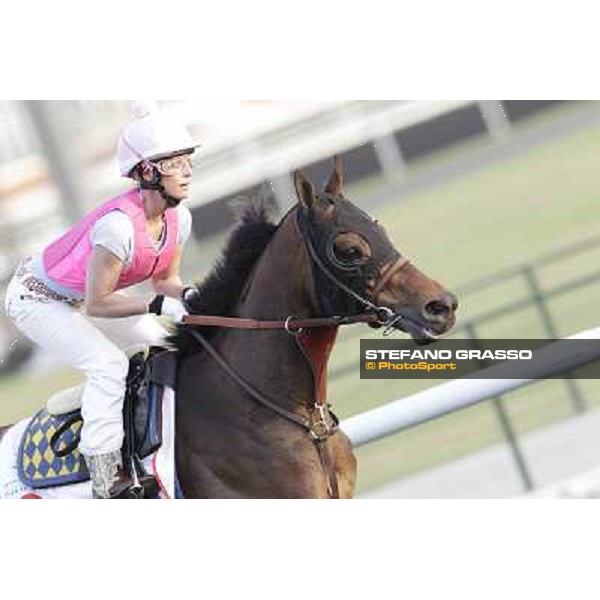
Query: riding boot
83 450 135 499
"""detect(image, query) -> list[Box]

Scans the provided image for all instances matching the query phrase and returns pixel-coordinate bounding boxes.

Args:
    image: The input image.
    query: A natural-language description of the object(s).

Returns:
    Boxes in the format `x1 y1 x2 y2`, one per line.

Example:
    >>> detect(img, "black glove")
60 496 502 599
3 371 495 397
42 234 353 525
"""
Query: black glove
148 295 165 315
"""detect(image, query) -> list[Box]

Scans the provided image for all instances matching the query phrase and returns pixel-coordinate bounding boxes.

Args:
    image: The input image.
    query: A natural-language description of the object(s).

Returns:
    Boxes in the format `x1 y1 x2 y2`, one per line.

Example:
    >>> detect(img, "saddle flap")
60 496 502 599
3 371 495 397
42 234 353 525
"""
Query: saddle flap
148 349 177 389
127 349 174 459
133 384 164 459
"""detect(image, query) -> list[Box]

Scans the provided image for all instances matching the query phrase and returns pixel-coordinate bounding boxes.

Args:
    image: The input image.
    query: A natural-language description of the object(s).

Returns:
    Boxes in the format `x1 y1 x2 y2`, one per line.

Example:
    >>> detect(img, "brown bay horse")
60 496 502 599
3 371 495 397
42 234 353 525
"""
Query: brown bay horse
171 158 457 498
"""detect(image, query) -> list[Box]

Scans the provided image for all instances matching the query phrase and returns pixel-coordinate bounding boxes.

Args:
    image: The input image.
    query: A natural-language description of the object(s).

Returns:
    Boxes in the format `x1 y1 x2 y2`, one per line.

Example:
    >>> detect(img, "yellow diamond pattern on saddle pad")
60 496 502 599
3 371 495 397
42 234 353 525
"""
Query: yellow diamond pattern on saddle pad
18 408 90 489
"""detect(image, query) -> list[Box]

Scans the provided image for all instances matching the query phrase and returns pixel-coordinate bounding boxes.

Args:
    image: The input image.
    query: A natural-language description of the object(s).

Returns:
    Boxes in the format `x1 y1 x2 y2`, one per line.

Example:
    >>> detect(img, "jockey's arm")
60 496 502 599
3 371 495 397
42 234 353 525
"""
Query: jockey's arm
151 245 185 299
85 246 148 318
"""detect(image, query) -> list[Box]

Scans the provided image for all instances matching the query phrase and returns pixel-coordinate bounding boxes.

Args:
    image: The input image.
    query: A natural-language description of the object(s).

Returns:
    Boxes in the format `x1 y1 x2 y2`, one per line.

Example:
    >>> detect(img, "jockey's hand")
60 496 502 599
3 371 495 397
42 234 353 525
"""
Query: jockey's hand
148 295 188 322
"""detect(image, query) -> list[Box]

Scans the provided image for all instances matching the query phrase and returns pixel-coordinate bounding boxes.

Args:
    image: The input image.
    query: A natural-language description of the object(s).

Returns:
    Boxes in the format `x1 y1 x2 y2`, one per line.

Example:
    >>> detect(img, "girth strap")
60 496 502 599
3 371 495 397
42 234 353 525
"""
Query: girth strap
315 439 340 499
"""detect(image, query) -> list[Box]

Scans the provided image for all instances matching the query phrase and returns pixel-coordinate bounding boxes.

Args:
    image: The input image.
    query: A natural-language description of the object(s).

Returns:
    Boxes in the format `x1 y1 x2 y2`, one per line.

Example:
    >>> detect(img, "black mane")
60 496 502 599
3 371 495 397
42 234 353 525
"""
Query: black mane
168 194 279 356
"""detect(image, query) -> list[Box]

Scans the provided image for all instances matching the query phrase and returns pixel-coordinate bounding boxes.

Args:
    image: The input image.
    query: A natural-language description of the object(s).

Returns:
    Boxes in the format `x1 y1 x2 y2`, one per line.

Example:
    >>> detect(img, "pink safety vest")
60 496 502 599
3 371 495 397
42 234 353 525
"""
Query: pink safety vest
43 188 179 293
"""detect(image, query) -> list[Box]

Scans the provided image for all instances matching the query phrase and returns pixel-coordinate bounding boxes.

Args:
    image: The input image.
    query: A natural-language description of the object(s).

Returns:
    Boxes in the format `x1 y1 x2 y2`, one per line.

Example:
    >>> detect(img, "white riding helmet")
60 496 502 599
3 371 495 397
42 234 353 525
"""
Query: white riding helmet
117 100 200 177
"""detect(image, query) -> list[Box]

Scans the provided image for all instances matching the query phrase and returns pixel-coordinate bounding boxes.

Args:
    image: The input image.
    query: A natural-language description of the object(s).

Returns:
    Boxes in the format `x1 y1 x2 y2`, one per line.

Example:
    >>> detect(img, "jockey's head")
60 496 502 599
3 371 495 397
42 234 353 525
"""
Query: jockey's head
118 101 200 208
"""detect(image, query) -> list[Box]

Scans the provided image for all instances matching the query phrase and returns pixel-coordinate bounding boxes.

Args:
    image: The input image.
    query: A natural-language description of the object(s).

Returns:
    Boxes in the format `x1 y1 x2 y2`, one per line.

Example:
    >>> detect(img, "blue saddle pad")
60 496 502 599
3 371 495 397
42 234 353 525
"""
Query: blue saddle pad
18 409 89 489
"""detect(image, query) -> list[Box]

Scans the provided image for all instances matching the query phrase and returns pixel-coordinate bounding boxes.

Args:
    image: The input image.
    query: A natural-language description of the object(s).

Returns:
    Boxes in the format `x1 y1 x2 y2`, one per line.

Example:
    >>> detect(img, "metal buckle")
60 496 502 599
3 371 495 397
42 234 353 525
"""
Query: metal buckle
310 404 332 441
128 485 145 500
383 315 405 337
128 457 145 499
373 306 405 336
375 306 394 325
284 316 304 336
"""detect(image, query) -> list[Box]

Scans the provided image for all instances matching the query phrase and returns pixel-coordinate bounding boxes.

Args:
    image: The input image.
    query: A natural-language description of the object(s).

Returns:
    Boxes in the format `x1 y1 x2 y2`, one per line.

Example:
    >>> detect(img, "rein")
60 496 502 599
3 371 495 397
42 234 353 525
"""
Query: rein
182 312 380 331
185 328 337 438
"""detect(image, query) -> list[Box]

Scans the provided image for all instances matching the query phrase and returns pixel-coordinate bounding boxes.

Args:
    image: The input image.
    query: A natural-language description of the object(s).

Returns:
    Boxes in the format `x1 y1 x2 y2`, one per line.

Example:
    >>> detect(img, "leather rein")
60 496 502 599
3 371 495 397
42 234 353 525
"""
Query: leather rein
183 210 410 498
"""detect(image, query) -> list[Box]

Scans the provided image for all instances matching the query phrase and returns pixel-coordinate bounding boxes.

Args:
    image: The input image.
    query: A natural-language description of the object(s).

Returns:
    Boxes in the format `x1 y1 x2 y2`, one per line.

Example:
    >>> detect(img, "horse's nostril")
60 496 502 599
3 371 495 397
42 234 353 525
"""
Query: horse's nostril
424 300 449 317
424 295 455 318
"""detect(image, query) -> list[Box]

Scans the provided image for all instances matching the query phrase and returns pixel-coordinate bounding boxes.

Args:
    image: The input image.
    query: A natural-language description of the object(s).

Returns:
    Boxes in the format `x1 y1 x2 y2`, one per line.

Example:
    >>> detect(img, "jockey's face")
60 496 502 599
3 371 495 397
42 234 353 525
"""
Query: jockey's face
157 153 194 201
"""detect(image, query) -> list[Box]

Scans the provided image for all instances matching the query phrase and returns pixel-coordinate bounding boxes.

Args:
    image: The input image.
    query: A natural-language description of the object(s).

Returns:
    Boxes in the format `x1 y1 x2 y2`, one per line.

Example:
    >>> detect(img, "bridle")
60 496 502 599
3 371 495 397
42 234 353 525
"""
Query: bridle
184 206 411 331
298 208 411 330
184 203 411 498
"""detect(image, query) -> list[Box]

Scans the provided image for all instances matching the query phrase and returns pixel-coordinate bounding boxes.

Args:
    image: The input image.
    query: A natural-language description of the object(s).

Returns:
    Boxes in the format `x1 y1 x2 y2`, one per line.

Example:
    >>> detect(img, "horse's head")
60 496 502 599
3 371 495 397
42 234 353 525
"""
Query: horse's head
293 157 457 344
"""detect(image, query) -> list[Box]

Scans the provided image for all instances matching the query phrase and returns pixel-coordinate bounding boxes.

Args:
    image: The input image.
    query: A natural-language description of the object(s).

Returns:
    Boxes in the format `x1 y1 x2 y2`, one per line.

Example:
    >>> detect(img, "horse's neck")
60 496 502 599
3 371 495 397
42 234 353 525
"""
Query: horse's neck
212 210 320 413
237 210 316 320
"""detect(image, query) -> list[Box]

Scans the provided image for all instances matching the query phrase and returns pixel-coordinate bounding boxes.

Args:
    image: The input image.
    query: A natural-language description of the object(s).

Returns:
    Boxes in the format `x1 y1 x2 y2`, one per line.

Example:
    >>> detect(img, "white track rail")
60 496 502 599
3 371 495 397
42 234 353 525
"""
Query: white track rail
341 327 600 447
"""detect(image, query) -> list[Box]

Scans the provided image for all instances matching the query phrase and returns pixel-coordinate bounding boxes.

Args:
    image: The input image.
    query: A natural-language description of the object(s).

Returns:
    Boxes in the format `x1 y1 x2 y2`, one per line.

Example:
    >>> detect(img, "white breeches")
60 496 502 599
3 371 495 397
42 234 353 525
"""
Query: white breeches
4 273 167 456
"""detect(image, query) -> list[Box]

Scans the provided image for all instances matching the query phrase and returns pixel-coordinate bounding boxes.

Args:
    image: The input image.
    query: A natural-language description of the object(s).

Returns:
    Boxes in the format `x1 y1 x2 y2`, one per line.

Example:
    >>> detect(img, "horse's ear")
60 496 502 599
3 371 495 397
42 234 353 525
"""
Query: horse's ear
293 170 315 210
324 155 344 197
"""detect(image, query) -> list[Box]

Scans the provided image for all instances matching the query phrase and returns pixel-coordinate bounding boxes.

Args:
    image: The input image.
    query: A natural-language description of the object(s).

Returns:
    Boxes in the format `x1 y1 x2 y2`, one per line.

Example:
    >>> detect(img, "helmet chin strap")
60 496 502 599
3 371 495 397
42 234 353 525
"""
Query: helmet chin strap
158 184 182 208
139 172 182 208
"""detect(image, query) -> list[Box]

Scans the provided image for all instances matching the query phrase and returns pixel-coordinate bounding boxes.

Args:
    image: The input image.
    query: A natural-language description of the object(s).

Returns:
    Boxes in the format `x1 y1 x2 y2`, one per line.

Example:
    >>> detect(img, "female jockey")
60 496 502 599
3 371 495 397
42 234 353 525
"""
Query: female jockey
3 101 199 498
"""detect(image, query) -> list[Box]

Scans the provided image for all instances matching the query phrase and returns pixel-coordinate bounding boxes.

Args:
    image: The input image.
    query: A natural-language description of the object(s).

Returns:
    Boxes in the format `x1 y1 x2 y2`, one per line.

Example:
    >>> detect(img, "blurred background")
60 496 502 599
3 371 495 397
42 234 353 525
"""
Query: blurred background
2 100 600 498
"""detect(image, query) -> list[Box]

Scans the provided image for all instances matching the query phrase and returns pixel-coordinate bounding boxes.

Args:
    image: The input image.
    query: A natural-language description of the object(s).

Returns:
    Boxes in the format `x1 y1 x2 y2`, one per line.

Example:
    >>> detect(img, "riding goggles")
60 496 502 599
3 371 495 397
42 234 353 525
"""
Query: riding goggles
151 154 194 176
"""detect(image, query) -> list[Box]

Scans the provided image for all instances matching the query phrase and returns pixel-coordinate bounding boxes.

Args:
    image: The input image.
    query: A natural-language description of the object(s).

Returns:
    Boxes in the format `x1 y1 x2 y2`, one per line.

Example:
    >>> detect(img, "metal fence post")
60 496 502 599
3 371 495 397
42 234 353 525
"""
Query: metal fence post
465 322 535 491
23 101 85 225
522 264 586 414
478 101 512 142
372 133 407 181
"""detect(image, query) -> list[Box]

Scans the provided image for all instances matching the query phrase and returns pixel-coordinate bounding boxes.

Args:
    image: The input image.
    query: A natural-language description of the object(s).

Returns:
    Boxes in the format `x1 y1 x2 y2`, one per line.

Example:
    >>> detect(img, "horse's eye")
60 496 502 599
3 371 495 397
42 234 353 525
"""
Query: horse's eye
330 233 371 268
335 245 363 262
